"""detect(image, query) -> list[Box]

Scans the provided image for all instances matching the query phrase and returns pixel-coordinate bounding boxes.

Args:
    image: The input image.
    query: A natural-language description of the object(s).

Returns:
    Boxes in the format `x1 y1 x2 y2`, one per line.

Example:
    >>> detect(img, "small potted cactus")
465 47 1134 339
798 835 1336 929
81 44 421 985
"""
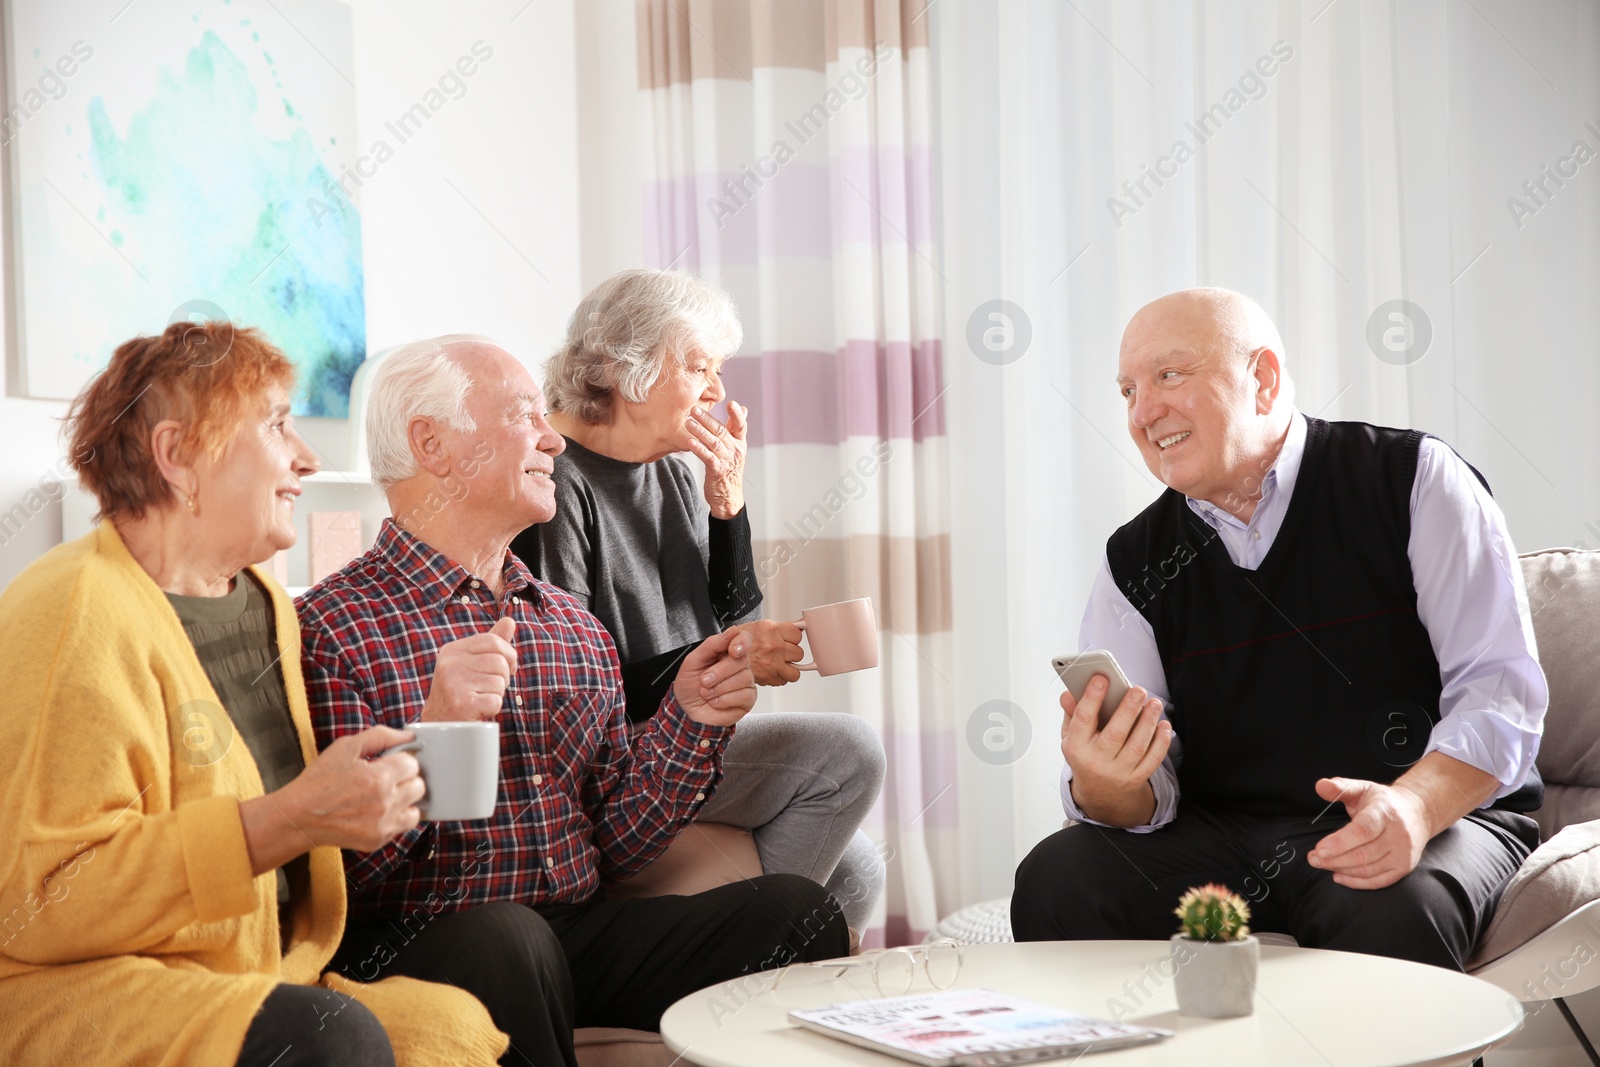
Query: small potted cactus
1171 884 1258 1018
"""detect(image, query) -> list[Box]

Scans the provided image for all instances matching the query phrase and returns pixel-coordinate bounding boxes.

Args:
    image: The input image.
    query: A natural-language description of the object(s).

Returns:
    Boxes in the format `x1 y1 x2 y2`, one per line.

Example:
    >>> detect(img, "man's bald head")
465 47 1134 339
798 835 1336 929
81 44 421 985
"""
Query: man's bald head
1123 288 1287 378
1116 288 1293 520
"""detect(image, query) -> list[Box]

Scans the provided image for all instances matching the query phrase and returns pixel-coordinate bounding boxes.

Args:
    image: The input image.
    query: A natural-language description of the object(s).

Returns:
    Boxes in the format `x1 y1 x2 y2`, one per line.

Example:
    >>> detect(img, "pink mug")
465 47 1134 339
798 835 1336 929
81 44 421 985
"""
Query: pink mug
795 598 879 677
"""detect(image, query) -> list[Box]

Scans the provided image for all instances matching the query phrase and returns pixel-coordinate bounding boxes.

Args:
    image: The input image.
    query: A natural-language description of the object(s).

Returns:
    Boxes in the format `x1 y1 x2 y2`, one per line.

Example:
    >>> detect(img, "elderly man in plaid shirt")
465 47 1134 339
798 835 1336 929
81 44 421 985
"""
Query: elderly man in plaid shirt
297 335 848 1067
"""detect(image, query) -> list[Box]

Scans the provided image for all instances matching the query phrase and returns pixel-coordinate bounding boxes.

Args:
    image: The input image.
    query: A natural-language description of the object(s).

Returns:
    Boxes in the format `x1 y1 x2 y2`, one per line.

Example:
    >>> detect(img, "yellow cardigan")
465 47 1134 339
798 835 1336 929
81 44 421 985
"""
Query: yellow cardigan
0 523 507 1065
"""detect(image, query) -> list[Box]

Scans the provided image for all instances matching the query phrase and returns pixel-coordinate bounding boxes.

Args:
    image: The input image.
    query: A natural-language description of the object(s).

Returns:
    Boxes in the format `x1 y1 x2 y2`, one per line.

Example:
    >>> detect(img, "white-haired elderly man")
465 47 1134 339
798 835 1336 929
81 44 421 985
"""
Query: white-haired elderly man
296 335 848 1067
1011 288 1544 971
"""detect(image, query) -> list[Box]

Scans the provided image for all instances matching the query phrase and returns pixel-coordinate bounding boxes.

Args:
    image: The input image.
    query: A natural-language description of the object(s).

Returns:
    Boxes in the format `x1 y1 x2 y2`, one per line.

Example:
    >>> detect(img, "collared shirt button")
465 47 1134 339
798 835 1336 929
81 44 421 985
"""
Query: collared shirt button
470 579 481 589
514 694 524 706
695 792 706 802
458 595 470 605
1251 529 1262 541
532 774 544 785
545 857 555 868
699 739 711 749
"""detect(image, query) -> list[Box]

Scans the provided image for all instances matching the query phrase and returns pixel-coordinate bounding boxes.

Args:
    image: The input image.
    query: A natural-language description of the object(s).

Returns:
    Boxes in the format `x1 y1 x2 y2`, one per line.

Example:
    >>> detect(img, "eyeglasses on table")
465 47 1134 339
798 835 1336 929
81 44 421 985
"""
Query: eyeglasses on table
764 938 964 998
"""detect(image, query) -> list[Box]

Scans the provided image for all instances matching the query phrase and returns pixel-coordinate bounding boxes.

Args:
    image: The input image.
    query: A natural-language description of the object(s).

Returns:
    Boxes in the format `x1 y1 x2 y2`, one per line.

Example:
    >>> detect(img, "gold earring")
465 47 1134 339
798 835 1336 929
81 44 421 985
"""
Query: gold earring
185 495 197 514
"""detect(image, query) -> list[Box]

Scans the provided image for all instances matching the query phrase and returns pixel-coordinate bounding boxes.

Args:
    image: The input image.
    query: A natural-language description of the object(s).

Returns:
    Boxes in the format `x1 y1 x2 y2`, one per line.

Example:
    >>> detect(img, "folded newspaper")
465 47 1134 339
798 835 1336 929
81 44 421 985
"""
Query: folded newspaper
788 988 1171 1066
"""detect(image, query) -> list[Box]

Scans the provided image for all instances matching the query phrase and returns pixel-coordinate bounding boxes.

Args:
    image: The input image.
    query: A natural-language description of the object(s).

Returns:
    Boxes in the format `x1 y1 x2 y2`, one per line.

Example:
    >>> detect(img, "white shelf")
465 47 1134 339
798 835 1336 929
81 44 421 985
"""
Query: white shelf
55 352 392 588
303 469 373 485
59 469 387 590
61 469 374 486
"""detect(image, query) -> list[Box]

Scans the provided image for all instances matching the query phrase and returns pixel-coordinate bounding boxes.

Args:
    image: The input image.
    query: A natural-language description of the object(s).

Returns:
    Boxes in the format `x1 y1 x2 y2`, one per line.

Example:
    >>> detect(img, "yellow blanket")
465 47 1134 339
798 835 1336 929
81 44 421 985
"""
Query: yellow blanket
0 523 507 1065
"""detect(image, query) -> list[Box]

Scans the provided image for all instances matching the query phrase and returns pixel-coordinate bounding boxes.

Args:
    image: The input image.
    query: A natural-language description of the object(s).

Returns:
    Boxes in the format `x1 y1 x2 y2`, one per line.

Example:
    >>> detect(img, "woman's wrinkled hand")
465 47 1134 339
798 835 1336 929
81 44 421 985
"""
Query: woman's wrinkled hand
687 401 747 519
739 619 804 686
280 725 426 853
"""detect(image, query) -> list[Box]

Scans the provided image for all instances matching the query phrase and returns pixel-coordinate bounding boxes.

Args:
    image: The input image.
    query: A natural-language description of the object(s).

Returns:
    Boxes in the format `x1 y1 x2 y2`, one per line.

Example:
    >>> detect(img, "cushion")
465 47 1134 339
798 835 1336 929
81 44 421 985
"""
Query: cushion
574 1029 666 1047
574 821 760 1066
1253 932 1299 947
1520 550 1600 790
1532 782 1600 845
573 1031 678 1067
601 822 763 900
1470 821 1600 968
925 897 1014 945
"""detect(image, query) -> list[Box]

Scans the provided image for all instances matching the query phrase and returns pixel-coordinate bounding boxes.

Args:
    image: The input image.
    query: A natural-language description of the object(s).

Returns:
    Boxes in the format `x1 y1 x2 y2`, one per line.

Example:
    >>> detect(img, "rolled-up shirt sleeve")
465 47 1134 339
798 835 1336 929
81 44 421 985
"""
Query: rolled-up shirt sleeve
1060 556 1181 832
1410 438 1547 802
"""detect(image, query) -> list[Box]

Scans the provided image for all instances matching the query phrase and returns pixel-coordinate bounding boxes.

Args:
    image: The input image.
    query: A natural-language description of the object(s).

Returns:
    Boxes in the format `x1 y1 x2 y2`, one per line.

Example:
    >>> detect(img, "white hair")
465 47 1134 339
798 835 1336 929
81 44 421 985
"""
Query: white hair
365 334 495 489
544 269 742 425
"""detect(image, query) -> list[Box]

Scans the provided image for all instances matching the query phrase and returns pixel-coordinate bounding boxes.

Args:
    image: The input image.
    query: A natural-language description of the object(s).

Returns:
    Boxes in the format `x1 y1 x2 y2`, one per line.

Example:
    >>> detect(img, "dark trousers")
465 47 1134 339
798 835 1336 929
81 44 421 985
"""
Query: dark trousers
236 984 395 1067
330 873 849 1067
1011 802 1538 971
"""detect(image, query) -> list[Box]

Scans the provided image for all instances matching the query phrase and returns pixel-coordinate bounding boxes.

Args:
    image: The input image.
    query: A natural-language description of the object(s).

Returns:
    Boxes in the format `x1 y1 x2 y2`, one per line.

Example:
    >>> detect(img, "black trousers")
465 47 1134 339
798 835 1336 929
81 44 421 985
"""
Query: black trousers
236 984 395 1067
329 873 849 1067
1011 802 1538 971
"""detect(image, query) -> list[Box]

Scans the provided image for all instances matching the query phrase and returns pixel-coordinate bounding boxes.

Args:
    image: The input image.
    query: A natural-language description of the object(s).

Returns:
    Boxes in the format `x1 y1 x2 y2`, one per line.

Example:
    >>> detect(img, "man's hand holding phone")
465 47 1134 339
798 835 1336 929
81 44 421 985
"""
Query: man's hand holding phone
1059 672 1172 828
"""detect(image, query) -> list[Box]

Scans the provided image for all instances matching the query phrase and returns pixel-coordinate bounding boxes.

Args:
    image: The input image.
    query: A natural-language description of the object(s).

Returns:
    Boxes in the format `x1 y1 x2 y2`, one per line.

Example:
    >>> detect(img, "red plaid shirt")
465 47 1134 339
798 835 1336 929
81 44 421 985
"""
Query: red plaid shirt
297 519 730 922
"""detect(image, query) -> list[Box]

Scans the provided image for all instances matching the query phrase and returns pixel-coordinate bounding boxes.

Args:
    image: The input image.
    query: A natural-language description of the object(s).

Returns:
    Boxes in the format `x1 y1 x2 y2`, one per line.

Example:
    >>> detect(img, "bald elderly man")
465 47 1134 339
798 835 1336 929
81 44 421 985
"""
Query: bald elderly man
1011 290 1544 970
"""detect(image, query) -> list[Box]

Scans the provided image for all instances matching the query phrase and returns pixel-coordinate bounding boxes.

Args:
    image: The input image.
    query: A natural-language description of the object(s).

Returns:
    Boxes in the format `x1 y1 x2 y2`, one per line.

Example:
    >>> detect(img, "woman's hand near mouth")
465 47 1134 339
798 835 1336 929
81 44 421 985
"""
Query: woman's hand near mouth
687 400 748 519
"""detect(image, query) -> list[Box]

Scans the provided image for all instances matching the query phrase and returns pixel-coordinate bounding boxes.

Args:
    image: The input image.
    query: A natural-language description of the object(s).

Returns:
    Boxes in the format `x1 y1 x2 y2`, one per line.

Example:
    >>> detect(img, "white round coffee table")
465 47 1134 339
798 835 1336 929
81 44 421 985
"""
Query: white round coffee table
661 941 1523 1067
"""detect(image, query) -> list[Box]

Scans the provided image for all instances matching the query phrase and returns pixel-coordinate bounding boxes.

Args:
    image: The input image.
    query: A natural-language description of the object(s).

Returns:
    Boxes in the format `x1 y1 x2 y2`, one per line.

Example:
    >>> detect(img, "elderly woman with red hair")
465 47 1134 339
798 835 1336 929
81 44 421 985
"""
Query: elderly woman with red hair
0 323 506 1066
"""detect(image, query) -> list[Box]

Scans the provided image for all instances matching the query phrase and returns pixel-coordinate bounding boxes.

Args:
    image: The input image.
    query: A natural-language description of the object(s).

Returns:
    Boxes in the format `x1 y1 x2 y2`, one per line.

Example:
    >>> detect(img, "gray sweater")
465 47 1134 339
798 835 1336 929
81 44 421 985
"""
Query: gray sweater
511 436 761 721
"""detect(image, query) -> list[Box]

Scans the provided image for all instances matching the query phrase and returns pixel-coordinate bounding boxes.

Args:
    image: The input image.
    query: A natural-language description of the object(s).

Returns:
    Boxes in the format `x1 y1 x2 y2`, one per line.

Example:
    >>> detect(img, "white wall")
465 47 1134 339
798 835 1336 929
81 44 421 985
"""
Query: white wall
573 0 644 290
343 0 581 375
0 0 584 589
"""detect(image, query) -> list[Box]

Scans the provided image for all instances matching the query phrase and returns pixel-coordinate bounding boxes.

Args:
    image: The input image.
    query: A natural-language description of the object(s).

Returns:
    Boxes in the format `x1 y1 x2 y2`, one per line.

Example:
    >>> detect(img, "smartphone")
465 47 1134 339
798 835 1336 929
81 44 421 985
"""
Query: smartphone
1052 650 1136 730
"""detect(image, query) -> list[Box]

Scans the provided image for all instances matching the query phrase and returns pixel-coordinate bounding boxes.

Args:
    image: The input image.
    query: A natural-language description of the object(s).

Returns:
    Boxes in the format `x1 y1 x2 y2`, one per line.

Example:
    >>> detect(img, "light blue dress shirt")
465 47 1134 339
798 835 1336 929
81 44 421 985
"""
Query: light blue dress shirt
1061 411 1548 831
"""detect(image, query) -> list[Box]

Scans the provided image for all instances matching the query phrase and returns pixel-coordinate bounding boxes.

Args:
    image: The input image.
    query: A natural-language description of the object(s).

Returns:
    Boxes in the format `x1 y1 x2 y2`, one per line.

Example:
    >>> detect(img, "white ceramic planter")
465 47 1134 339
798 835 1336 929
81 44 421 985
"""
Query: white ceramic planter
1171 934 1259 1018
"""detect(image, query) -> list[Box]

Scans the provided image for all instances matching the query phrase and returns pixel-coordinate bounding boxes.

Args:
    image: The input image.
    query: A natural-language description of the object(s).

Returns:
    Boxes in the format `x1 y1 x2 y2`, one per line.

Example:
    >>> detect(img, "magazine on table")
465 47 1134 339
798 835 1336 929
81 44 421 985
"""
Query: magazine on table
787 987 1172 1065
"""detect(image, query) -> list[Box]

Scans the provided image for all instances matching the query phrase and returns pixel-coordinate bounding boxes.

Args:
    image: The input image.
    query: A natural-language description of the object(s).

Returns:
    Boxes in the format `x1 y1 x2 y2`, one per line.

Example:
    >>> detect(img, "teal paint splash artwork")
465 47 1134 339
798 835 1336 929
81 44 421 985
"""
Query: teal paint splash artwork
10 0 363 416
85 33 363 415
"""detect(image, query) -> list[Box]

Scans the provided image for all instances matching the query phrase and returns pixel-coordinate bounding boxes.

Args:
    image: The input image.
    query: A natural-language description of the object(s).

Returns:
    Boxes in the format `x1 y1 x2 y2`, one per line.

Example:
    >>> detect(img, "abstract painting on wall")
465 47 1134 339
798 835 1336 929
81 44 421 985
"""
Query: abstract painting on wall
6 0 365 415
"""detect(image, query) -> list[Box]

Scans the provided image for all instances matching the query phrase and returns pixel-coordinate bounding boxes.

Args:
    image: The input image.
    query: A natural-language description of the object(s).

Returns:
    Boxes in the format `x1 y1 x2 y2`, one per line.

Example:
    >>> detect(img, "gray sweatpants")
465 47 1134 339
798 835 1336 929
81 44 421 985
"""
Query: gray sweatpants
697 711 887 931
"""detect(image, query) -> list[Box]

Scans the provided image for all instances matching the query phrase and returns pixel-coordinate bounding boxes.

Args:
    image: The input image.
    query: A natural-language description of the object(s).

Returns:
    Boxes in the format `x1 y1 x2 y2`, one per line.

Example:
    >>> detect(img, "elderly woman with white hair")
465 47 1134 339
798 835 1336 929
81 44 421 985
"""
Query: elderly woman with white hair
511 269 887 936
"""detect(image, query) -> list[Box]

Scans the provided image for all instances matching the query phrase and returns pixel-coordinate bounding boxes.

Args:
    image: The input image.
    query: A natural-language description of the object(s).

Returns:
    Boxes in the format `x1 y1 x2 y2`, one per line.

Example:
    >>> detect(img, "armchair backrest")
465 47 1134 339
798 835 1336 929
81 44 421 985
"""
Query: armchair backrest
1520 549 1600 840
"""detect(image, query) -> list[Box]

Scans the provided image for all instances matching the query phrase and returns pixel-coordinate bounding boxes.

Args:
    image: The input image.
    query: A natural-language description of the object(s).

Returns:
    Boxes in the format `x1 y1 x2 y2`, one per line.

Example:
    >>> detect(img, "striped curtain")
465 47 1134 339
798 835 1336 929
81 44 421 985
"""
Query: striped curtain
638 0 953 946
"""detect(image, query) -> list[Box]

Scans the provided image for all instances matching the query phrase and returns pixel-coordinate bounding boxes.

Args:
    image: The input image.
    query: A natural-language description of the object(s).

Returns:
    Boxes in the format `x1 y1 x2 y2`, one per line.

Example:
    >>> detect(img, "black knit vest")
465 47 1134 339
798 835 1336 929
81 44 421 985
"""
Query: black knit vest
1106 417 1541 817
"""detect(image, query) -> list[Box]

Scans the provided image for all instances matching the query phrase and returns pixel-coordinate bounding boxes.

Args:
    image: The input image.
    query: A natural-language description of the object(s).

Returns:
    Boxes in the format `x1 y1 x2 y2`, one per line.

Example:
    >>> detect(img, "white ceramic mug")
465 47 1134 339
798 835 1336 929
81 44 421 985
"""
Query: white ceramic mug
389 721 500 821
795 598 879 677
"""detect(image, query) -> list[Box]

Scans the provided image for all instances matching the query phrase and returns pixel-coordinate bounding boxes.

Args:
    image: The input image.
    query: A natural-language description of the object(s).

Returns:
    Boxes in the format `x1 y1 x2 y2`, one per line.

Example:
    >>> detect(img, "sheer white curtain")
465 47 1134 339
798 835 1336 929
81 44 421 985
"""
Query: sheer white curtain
932 0 1600 905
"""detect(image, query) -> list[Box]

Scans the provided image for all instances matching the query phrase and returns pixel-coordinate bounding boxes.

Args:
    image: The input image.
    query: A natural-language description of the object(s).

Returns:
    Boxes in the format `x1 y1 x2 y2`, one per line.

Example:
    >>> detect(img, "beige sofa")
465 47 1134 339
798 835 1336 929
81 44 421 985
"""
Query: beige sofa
1465 549 1600 1063
1258 549 1600 1060
574 823 764 1067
